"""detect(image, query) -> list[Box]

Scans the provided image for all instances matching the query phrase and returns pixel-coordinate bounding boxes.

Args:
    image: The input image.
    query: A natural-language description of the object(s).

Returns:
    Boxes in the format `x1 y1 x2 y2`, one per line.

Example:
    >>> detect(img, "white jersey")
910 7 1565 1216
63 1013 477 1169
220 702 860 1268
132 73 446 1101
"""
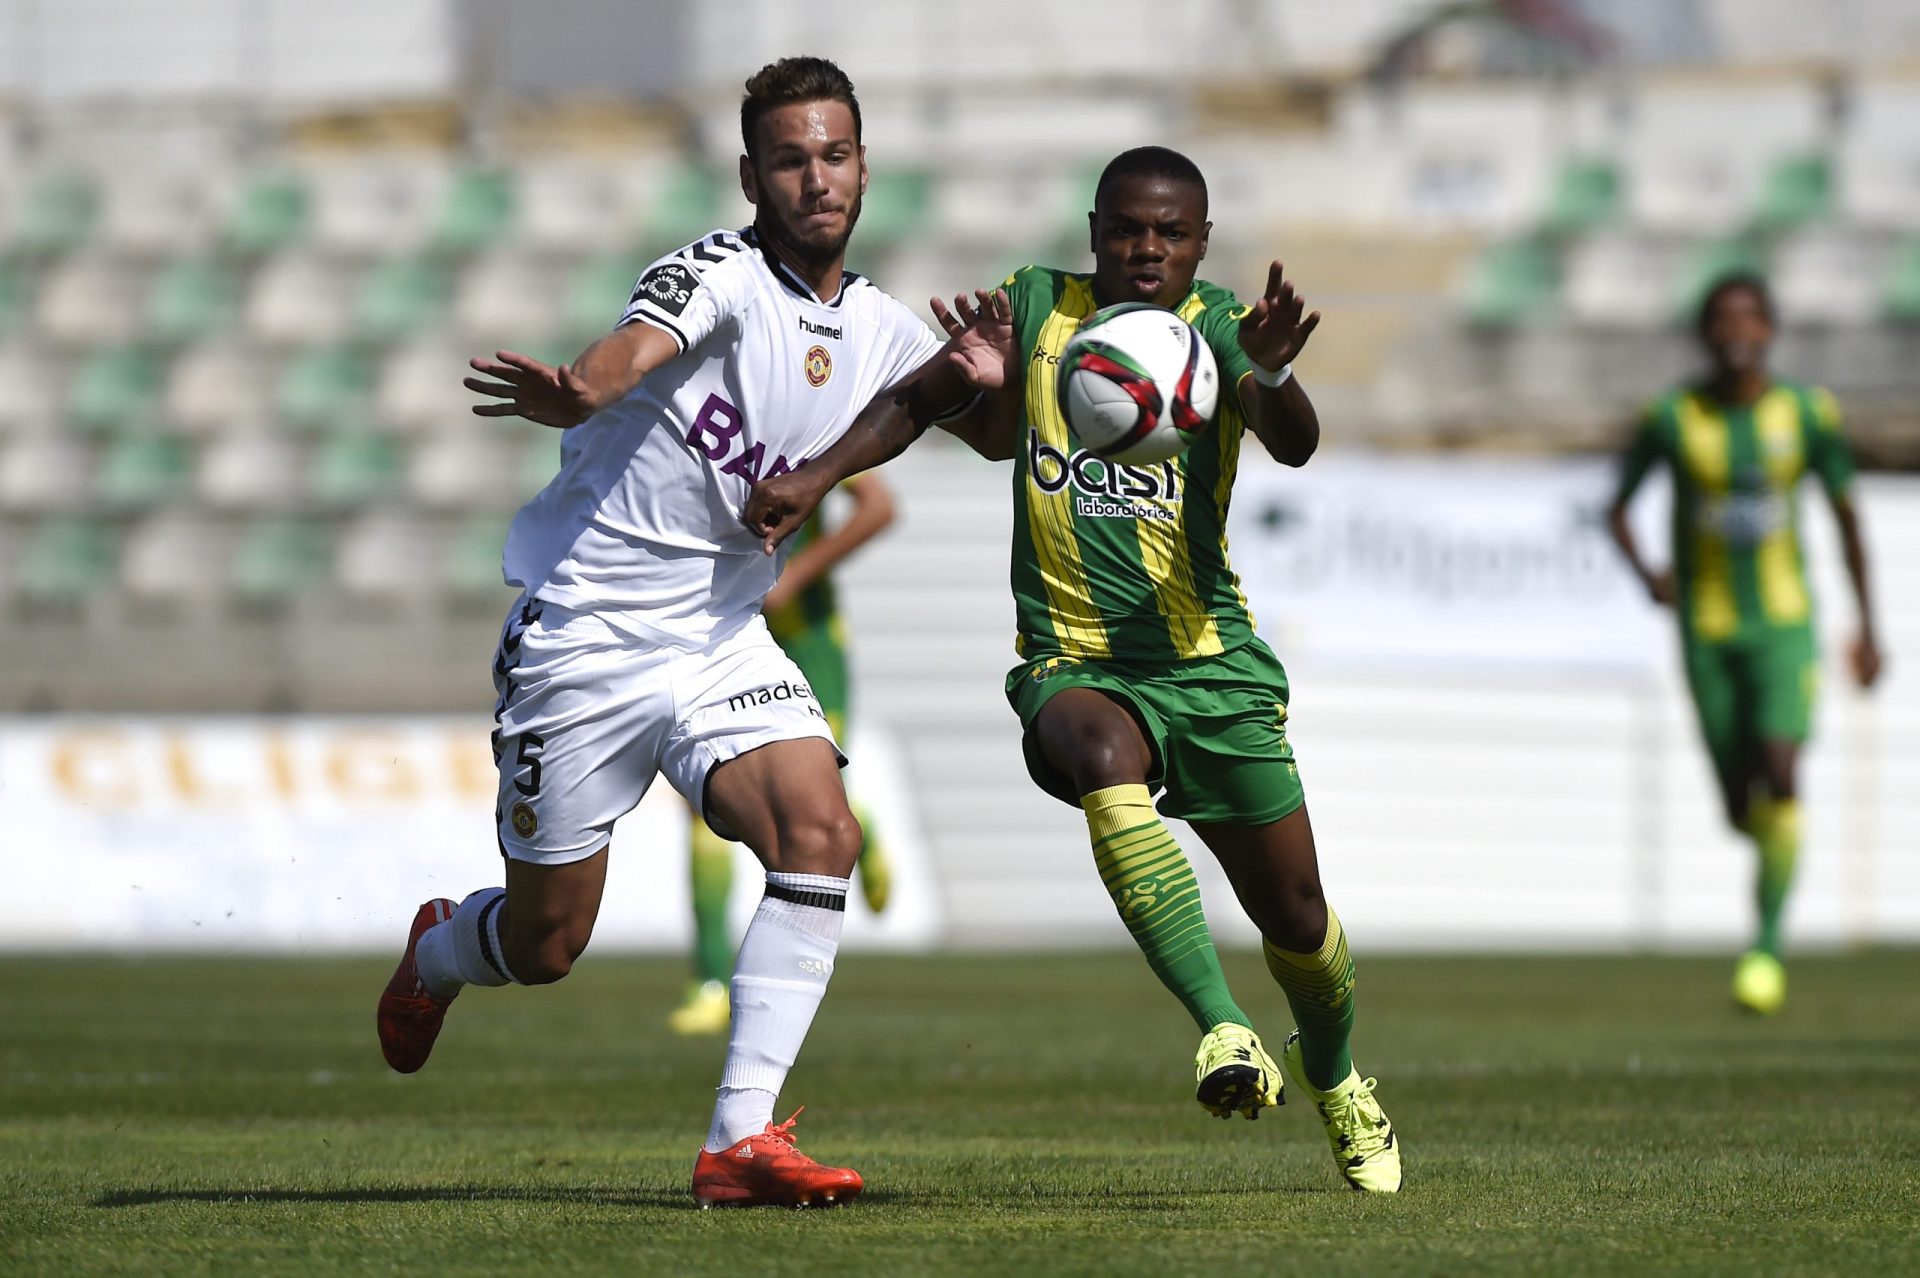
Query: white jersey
503 226 943 648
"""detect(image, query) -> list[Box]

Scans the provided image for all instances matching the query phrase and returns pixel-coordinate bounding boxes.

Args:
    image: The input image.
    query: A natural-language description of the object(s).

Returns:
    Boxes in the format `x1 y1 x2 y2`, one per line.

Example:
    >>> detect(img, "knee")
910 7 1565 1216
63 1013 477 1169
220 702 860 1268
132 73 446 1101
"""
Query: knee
503 918 591 985
1262 886 1329 954
1054 724 1148 794
766 805 863 877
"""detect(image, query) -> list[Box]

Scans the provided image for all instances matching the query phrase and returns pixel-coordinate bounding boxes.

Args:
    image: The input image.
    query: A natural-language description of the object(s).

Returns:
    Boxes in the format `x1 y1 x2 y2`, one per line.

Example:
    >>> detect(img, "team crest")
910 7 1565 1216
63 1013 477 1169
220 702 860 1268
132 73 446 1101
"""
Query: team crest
510 801 538 839
804 345 832 387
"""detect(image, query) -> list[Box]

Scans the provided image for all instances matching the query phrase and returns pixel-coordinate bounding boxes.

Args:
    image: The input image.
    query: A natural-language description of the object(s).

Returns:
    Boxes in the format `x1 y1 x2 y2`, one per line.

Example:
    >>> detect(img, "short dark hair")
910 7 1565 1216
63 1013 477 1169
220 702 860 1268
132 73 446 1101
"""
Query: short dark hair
740 57 862 162
1094 146 1208 212
1697 270 1774 333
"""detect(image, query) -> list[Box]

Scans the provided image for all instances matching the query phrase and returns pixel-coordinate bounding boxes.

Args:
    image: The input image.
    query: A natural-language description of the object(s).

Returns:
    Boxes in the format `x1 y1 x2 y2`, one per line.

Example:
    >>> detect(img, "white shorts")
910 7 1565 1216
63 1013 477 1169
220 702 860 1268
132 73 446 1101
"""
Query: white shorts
491 595 842 866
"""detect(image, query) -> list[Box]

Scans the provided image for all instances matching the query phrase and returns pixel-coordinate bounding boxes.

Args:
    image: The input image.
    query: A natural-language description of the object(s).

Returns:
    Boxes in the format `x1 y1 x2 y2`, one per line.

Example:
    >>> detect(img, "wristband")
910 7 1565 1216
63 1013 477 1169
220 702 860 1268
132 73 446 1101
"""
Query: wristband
1250 362 1293 388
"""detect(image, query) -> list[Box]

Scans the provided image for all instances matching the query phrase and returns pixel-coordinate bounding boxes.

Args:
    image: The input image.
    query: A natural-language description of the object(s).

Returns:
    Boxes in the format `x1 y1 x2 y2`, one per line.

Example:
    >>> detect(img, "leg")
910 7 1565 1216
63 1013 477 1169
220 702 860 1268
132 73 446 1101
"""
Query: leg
699 738 862 1149
381 595 662 1070
1190 809 1352 1087
1033 687 1253 1035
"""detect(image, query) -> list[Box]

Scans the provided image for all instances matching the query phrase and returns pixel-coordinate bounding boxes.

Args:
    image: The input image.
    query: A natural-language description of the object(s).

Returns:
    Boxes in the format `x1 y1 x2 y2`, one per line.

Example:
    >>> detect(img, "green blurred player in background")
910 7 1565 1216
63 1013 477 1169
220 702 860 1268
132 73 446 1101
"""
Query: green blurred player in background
671 473 898 1035
1607 273 1883 1015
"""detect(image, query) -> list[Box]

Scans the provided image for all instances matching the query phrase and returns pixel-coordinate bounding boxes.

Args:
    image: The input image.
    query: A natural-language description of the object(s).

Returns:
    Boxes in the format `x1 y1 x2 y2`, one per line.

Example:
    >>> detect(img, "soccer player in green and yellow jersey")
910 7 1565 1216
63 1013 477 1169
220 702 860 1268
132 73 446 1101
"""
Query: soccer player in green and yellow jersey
1606 272 1883 1015
672 475 898 1035
746 147 1401 1193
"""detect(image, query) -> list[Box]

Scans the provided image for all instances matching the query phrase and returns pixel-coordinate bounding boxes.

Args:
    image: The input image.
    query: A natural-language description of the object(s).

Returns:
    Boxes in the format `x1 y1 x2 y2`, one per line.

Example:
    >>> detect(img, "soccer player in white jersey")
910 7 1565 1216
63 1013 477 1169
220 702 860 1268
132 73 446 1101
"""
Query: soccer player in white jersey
373 57 991 1209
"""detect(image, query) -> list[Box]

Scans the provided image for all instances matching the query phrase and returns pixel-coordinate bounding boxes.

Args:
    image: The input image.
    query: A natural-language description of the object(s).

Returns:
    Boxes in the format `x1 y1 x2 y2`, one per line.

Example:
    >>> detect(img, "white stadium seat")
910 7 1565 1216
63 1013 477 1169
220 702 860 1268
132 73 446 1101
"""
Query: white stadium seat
0 435 91 513
245 251 358 347
36 257 146 346
164 339 273 437
333 511 438 602
196 433 304 512
373 338 473 435
120 511 229 603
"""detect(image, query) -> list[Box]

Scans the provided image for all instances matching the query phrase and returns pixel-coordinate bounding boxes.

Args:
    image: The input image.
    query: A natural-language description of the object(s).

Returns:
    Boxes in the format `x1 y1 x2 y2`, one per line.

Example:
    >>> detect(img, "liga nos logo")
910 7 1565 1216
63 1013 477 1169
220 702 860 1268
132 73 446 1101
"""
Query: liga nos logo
1028 431 1184 522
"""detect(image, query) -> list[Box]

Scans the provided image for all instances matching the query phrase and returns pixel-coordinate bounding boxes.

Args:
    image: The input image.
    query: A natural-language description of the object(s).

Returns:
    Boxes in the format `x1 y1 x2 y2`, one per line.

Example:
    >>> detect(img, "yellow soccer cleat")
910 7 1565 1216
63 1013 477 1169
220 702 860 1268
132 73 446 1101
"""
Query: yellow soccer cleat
1194 1023 1283 1120
1733 950 1786 1015
1282 1031 1401 1193
668 980 730 1036
855 823 892 915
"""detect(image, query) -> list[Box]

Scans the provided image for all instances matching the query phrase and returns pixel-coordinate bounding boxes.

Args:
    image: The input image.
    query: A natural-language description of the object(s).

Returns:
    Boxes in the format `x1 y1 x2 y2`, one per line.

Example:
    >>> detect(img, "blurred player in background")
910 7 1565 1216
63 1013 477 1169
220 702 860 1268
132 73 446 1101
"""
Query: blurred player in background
749 147 1402 1193
671 474 897 1036
1607 273 1883 1015
373 57 995 1208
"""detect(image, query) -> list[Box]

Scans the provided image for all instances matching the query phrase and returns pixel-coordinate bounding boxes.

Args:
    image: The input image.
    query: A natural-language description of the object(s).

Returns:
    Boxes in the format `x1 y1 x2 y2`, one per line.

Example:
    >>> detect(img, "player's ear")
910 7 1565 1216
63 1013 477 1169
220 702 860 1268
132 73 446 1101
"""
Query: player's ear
1086 210 1097 254
858 146 869 197
1198 220 1212 262
739 154 759 205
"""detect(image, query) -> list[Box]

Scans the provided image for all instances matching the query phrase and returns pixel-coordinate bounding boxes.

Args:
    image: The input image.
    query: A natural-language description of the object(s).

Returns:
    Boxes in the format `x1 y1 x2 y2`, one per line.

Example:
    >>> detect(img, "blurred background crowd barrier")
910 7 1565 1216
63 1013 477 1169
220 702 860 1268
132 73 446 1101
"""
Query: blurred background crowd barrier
0 0 1913 951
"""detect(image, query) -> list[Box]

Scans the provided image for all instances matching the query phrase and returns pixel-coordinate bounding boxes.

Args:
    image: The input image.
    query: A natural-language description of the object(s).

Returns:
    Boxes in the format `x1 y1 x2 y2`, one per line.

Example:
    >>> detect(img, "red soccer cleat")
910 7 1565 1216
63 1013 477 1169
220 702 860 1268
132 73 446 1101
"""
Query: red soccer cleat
376 898 457 1074
690 1108 864 1209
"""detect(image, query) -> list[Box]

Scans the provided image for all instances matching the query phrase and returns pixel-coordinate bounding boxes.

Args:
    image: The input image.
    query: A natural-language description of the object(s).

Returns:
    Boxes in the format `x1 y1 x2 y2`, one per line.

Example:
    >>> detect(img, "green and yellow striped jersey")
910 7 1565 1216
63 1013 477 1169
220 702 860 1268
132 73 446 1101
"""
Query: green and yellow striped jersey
764 508 843 646
1005 266 1259 663
1616 381 1855 641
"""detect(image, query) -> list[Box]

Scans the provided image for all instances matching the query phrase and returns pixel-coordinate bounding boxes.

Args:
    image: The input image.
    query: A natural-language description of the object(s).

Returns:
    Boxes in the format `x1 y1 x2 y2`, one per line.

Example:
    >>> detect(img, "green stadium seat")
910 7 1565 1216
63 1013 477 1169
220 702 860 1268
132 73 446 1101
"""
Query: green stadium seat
231 516 332 604
68 346 166 434
1539 157 1620 237
1673 239 1768 322
276 345 375 433
225 173 311 256
310 430 404 506
1463 239 1560 329
17 516 116 605
857 170 933 249
520 430 561 498
0 256 26 334
96 432 193 508
352 256 453 342
446 513 510 600
432 169 518 254
560 251 651 349
1751 153 1832 234
11 173 99 257
147 257 239 343
1885 238 1920 324
645 162 725 246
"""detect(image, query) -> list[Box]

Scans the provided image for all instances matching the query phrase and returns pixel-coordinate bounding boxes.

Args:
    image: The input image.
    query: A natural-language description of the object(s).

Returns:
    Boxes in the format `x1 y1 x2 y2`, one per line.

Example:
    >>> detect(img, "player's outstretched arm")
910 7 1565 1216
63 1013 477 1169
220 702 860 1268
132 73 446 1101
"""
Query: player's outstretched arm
464 321 681 429
1236 261 1322 467
745 289 1013 553
1831 495 1883 688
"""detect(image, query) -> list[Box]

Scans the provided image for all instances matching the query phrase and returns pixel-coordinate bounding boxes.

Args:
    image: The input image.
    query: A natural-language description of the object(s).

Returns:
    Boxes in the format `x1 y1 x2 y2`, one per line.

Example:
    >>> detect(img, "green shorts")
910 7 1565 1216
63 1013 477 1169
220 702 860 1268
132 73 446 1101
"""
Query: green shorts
1006 638 1305 827
771 617 850 742
1682 625 1817 786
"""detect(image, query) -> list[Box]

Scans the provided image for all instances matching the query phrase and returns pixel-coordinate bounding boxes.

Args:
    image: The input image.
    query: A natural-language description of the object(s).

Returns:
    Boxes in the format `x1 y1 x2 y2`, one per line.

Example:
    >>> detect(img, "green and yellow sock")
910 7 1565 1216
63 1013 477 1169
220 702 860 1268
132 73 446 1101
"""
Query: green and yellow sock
1083 784 1250 1033
689 817 735 985
1748 796 1801 960
1264 906 1357 1091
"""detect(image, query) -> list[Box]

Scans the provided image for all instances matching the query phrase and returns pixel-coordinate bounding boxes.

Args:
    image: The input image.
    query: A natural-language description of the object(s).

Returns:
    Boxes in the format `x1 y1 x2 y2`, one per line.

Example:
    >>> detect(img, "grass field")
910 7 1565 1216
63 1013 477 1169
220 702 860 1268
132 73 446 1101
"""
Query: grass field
3 949 1917 1277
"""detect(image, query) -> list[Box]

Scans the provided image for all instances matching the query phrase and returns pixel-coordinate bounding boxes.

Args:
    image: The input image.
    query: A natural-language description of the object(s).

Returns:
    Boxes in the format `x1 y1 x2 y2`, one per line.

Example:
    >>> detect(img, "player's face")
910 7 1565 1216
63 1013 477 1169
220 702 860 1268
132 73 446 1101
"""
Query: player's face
1701 287 1772 377
741 100 867 271
1089 175 1210 308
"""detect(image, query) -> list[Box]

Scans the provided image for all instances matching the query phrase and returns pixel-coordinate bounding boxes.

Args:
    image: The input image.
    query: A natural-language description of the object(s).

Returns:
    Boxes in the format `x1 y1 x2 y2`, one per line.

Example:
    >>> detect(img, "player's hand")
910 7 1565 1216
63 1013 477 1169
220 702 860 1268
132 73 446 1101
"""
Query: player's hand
1850 631 1884 689
931 288 1015 391
746 470 831 556
1646 569 1677 606
465 351 598 429
1238 261 1321 374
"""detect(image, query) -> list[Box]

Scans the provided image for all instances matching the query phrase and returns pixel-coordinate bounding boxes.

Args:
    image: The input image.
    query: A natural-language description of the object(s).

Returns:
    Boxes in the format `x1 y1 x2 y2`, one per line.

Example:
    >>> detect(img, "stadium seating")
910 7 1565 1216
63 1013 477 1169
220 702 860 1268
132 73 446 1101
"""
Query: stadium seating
2 57 1918 706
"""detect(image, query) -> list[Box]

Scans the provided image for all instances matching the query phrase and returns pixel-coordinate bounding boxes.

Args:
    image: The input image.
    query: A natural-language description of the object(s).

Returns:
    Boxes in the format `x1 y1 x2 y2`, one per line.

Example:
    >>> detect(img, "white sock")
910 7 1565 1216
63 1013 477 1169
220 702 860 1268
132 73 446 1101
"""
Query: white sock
414 887 515 997
703 871 848 1152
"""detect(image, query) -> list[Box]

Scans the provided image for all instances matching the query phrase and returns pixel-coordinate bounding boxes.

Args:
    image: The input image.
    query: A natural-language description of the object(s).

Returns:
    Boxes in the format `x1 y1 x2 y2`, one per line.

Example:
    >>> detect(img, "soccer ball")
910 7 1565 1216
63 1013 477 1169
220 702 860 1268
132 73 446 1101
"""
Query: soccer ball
1056 302 1220 464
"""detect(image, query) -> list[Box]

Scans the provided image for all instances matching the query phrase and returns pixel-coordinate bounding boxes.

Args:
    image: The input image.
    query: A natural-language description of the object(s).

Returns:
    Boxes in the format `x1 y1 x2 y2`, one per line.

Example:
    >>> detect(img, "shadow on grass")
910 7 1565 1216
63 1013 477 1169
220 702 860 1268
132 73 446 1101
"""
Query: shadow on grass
93 1186 689 1210
94 1183 1328 1212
